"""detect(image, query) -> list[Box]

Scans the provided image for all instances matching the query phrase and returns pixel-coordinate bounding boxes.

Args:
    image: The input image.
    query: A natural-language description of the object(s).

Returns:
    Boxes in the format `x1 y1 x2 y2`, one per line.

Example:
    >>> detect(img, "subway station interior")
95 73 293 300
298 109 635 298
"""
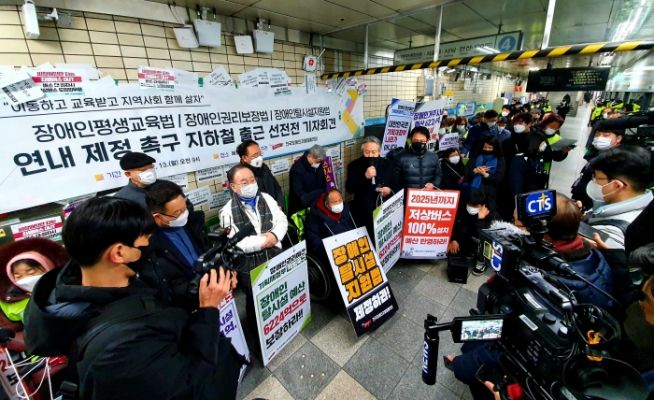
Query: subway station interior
0 0 653 399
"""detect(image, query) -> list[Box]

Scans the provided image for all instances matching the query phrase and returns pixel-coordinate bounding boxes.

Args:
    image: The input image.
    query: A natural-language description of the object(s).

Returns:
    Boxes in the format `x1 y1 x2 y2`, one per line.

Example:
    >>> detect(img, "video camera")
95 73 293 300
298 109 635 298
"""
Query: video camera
422 190 650 399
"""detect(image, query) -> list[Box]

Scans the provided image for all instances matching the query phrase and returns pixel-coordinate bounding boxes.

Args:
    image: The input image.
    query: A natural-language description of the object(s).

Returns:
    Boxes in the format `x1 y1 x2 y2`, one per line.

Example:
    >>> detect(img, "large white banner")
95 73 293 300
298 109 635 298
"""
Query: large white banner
251 242 311 366
373 189 404 273
0 83 364 213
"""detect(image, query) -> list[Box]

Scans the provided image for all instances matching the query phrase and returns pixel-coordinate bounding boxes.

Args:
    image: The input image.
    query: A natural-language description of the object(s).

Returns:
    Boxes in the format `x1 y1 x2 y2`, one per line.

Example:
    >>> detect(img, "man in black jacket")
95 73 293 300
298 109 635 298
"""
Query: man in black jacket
346 136 397 239
23 197 243 400
237 139 285 209
395 126 442 192
288 144 327 216
144 180 210 309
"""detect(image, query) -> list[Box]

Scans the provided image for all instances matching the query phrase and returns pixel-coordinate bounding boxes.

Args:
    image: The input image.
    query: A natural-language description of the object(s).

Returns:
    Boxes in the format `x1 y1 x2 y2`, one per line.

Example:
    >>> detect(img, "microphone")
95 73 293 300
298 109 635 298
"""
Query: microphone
369 158 376 186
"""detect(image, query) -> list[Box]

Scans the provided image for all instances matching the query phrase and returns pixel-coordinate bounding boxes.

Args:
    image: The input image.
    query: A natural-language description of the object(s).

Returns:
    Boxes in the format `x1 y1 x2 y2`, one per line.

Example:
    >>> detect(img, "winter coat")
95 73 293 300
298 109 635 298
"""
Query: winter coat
306 193 357 255
139 210 209 310
23 262 243 400
345 156 397 236
439 159 465 191
288 153 327 216
394 149 442 190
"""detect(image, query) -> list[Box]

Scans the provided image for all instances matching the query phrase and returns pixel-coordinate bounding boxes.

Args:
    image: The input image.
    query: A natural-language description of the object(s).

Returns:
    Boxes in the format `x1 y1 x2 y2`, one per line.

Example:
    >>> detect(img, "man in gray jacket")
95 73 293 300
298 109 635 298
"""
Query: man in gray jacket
395 126 442 191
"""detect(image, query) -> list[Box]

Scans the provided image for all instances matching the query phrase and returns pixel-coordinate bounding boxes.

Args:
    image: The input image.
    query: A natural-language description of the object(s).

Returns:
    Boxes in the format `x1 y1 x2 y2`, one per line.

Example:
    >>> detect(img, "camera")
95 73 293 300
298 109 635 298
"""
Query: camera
422 190 650 399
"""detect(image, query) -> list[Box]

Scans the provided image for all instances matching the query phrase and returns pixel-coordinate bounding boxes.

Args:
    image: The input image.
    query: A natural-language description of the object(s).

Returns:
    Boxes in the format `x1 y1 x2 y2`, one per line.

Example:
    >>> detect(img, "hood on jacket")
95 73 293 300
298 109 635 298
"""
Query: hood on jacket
24 261 154 356
591 190 653 220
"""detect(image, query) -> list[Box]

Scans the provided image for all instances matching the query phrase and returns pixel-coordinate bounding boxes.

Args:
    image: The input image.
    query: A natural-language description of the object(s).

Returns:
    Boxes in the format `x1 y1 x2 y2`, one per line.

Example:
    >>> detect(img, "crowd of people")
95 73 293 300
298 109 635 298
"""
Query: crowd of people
0 97 652 400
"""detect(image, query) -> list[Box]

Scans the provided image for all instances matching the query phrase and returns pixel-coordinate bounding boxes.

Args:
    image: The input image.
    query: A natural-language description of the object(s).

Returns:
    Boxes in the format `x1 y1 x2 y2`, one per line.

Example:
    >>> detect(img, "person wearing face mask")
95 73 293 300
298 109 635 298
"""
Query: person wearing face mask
346 136 397 239
500 105 511 119
114 151 159 209
440 148 465 191
508 133 550 202
462 109 499 156
571 124 625 211
395 126 442 192
454 116 468 138
533 113 570 173
288 144 328 216
463 136 505 211
306 189 357 266
447 190 497 276
237 139 284 209
143 180 210 309
495 117 511 143
23 197 244 400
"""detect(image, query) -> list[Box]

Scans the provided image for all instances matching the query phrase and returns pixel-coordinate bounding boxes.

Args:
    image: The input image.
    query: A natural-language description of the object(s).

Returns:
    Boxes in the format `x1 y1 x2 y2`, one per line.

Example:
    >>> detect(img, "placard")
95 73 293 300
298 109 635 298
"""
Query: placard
162 173 188 189
10 216 63 241
373 190 404 272
0 82 363 213
438 132 460 151
323 156 337 190
185 187 211 207
0 71 45 105
270 158 290 176
322 227 398 336
251 242 311 366
412 100 446 152
401 189 459 259
30 69 86 96
138 66 175 90
204 67 234 87
196 165 225 183
381 99 415 156
208 190 231 212
218 291 250 382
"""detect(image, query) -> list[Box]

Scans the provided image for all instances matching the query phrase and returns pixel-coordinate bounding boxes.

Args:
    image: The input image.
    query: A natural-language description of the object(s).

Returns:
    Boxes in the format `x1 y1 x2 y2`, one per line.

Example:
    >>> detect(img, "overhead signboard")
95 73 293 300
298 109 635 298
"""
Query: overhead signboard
394 32 523 64
526 67 610 92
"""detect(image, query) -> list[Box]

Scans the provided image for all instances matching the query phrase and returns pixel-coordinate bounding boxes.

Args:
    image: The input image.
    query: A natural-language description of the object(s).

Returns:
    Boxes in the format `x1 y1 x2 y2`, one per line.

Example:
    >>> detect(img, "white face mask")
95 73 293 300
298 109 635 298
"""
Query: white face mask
544 127 556 136
593 137 613 150
501 111 510 117
586 179 620 203
311 162 321 169
487 121 496 127
456 125 466 132
603 113 609 119
438 128 446 134
249 155 263 168
138 169 157 186
167 209 189 228
466 205 480 215
513 124 526 133
331 203 344 213
448 156 461 164
240 182 259 198
15 275 42 293
538 142 548 153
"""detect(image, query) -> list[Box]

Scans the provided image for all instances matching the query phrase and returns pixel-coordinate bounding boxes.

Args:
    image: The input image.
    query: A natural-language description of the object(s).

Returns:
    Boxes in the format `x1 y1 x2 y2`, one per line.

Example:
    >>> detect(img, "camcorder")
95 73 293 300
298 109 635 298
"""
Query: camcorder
422 190 650 399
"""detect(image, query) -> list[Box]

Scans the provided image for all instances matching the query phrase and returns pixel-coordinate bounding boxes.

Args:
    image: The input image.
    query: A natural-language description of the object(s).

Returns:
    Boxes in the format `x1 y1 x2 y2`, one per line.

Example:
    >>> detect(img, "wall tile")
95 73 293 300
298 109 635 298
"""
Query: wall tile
95 56 124 68
191 51 210 62
58 29 90 42
89 31 118 44
86 18 116 32
140 24 165 37
143 36 168 49
117 33 144 46
93 43 121 56
0 39 28 53
170 49 191 61
62 41 92 54
148 59 172 68
0 11 20 25
27 40 61 54
210 53 228 64
122 57 147 68
120 45 147 58
192 62 211 72
63 54 96 65
32 53 64 64
0 25 23 39
101 68 127 80
172 60 193 70
146 48 170 59
1 53 32 66
115 21 141 34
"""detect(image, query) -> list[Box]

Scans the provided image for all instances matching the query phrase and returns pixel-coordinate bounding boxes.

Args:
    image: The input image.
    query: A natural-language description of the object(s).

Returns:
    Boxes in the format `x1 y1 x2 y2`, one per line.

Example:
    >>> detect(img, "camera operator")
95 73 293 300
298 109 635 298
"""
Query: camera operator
142 180 210 309
23 197 244 400
445 193 616 400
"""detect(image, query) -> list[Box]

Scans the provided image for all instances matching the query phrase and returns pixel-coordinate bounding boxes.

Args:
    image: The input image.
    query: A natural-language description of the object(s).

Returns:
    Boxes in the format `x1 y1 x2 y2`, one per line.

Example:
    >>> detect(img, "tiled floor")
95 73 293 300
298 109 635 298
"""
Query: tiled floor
235 260 489 400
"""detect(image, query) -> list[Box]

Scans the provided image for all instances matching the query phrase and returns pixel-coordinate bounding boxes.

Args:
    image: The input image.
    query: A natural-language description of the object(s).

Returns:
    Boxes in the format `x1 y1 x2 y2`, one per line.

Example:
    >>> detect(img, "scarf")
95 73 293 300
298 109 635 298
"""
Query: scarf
229 190 280 271
471 153 498 190
315 193 342 222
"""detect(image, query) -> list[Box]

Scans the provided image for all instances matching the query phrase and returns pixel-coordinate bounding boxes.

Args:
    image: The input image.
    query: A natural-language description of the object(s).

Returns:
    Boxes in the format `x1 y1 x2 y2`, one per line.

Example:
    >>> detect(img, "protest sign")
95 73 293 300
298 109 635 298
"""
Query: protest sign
0 80 364 213
204 67 234 87
412 100 446 152
162 173 188 189
251 242 311 366
185 187 211 207
401 189 460 259
218 291 250 382
10 216 63 242
373 190 404 272
138 66 175 90
30 69 86 96
270 158 289 175
196 165 225 183
323 227 398 336
438 132 460 151
0 71 45 105
323 156 337 190
381 98 415 156
208 190 231 212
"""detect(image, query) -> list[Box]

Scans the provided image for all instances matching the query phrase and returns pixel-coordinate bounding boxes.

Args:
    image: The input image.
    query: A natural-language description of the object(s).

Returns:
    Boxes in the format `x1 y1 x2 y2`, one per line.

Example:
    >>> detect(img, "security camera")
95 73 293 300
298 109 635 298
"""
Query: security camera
22 0 39 39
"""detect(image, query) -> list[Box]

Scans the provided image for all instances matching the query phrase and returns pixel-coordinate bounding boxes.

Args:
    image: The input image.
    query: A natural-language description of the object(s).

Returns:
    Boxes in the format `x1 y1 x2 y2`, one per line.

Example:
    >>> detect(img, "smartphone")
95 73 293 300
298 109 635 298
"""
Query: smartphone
578 222 610 242
451 315 506 343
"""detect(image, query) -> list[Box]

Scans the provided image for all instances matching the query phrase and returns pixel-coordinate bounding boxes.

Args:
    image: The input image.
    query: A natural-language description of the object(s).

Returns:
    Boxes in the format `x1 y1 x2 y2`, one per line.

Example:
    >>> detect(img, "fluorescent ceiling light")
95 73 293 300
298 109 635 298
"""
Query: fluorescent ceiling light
475 46 499 55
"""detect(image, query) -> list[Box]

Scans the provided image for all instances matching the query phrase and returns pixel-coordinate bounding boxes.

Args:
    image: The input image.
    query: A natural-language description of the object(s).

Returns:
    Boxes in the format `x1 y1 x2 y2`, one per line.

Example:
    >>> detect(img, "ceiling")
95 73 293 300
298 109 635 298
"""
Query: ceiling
145 0 654 75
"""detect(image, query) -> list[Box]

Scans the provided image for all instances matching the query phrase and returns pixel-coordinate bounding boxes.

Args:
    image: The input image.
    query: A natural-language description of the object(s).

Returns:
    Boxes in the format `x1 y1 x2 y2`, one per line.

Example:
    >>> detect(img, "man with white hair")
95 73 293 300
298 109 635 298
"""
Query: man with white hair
288 144 328 216
346 136 397 238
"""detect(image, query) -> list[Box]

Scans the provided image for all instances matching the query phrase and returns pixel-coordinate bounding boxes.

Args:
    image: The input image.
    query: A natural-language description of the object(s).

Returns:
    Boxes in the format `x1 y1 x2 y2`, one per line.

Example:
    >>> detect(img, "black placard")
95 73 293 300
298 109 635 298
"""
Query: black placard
526 67 610 92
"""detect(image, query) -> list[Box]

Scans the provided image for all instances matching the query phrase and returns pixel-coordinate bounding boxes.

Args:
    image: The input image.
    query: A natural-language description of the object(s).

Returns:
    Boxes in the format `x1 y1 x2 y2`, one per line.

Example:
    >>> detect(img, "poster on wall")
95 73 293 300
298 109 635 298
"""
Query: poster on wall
30 69 86 96
218 291 250 382
0 81 364 213
0 71 45 105
10 216 63 242
412 100 446 152
381 99 415 156
401 189 459 260
322 227 398 336
251 242 311 366
138 66 175 90
372 190 404 273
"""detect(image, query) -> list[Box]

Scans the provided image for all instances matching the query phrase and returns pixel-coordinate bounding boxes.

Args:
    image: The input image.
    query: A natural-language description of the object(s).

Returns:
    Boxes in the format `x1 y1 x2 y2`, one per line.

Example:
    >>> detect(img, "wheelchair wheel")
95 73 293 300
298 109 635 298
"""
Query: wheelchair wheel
307 254 331 302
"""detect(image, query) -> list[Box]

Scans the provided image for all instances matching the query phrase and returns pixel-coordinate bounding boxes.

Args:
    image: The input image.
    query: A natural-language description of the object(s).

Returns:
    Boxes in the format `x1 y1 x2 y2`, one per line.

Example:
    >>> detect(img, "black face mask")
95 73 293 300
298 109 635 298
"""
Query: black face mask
482 150 494 155
127 245 152 273
411 142 427 154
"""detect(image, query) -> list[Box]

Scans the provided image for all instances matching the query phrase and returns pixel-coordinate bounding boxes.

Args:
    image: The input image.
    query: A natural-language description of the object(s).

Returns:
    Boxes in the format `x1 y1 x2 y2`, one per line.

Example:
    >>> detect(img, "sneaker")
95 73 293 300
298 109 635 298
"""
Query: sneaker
472 261 487 276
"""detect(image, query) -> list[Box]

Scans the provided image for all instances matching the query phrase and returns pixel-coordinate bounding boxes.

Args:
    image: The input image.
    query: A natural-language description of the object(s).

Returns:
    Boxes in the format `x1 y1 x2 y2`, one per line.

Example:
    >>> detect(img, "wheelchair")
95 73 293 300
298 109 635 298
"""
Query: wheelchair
283 210 333 303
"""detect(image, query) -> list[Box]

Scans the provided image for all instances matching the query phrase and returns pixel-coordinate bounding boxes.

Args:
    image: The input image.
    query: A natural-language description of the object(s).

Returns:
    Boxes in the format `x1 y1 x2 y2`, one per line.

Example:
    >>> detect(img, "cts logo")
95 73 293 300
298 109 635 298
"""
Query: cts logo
526 191 554 216
490 241 503 272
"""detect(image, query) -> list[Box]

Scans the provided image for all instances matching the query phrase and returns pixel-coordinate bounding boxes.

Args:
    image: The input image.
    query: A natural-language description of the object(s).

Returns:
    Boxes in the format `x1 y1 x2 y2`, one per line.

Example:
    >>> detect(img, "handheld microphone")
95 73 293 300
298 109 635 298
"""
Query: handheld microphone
369 158 376 186
422 315 439 385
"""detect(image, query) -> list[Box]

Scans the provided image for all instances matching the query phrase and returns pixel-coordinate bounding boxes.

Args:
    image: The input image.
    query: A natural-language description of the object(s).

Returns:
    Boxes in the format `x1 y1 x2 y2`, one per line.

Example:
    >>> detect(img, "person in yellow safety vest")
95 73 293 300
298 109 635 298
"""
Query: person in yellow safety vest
534 113 570 175
542 102 552 113
591 105 606 122
613 100 625 111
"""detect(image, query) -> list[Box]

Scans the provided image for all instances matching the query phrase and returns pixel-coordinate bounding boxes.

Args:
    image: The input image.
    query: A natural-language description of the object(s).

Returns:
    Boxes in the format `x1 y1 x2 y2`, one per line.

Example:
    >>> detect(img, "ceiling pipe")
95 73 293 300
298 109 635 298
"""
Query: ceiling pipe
321 40 654 80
